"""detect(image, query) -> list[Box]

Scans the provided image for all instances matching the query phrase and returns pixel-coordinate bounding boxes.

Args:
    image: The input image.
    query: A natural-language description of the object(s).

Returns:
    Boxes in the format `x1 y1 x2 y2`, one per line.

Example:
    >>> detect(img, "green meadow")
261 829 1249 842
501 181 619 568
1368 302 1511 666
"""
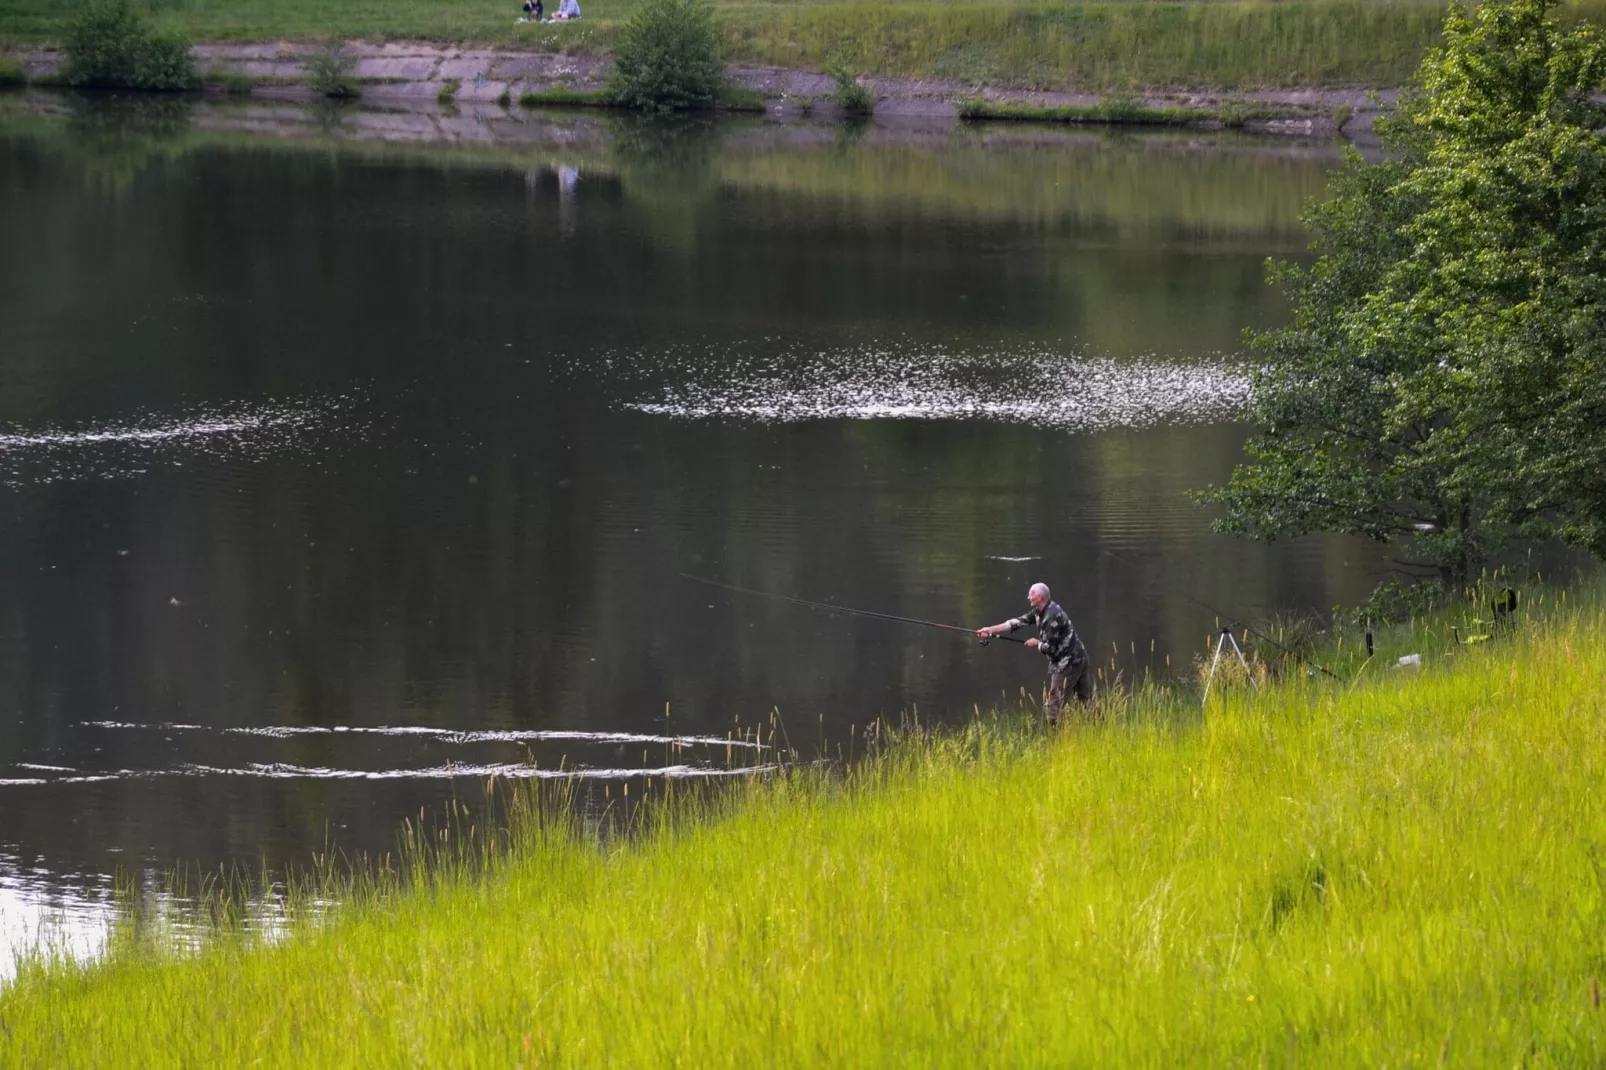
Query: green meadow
2 582 1603 1065
4 0 1606 89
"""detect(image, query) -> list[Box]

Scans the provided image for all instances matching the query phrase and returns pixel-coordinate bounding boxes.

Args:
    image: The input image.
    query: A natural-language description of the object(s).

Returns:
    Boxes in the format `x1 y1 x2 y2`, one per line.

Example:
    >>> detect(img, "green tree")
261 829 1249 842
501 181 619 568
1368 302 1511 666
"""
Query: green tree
1203 0 1606 587
61 0 196 91
608 0 725 112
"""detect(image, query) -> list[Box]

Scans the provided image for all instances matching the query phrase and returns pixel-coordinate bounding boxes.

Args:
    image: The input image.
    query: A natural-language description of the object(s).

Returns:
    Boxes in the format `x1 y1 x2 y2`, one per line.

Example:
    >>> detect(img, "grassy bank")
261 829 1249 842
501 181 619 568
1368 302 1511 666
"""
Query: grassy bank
2 583 1604 1063
516 84 763 109
956 95 1284 126
5 0 1606 89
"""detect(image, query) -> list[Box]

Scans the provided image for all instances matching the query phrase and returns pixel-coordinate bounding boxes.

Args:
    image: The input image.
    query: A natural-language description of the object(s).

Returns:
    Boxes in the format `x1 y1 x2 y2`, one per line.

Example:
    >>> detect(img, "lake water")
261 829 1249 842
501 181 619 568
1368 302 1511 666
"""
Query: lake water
0 93 1382 966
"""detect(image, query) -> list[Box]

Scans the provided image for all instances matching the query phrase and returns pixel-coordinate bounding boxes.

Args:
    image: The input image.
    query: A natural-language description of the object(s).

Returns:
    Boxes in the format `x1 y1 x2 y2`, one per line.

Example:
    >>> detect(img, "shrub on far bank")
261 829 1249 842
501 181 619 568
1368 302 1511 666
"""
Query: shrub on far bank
61 0 195 91
825 58 872 116
609 0 724 112
0 61 26 87
304 38 358 99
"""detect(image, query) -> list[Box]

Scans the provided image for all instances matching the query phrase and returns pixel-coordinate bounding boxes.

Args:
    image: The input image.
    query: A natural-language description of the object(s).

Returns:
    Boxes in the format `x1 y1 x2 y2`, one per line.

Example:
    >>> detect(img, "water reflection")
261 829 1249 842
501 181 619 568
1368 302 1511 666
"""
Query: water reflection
0 97 1382 971
0 860 112 982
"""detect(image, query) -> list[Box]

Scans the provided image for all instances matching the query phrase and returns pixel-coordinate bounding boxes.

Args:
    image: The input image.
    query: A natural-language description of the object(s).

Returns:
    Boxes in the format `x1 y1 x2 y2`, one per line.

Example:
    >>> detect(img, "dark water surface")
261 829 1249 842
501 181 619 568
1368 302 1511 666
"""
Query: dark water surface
0 95 1382 963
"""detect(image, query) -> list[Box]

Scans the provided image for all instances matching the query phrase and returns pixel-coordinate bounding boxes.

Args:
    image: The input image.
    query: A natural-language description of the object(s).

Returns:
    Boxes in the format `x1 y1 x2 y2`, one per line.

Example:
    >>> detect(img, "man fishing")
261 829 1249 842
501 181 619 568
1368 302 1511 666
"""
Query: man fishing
977 582 1091 723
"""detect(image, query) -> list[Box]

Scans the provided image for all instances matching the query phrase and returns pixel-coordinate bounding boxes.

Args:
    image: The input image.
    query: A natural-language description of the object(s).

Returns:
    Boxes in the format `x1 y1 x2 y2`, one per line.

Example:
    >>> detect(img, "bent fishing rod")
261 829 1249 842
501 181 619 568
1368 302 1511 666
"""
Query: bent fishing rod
1101 549 1342 680
679 573 1025 646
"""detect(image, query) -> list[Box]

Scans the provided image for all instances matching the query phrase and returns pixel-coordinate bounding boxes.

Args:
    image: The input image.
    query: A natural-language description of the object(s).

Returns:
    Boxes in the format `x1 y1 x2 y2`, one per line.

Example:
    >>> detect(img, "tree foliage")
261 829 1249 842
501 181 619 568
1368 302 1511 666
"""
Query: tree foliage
61 0 196 91
1204 0 1606 587
608 0 725 112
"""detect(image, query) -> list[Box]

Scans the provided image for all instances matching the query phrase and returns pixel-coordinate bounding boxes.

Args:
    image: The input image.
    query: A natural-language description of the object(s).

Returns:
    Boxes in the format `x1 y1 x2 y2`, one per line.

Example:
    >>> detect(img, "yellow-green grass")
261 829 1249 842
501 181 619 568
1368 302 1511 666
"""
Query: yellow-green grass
3 583 1605 1064
5 0 1606 89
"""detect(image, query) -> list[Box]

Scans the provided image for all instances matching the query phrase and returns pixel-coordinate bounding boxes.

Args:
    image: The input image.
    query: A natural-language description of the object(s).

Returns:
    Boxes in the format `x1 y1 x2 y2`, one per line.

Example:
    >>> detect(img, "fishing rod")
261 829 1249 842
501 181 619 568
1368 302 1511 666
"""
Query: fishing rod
679 573 1025 645
1101 549 1342 680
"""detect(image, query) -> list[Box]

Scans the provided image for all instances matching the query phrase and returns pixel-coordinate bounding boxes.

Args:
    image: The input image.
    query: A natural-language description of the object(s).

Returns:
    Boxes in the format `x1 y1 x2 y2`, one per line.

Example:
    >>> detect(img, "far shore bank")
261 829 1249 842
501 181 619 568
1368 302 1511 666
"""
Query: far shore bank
4 42 1394 137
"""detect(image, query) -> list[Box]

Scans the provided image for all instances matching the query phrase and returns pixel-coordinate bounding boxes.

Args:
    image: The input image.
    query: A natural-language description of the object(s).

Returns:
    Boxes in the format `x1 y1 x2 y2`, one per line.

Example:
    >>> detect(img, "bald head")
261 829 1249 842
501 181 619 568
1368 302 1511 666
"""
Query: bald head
1028 582 1050 610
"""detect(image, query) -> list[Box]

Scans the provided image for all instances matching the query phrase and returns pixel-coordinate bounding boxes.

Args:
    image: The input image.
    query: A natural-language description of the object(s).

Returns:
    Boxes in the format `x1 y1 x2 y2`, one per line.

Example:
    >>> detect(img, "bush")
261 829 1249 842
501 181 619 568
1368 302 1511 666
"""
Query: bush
1334 578 1449 633
1098 94 1144 122
609 0 724 112
1215 100 1249 128
0 61 26 87
304 39 358 99
60 0 196 91
825 59 872 116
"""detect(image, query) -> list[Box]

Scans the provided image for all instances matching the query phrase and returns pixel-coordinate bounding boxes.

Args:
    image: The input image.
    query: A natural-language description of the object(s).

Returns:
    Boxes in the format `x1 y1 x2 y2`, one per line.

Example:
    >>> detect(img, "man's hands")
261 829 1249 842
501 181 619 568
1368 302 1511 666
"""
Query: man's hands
975 624 1038 648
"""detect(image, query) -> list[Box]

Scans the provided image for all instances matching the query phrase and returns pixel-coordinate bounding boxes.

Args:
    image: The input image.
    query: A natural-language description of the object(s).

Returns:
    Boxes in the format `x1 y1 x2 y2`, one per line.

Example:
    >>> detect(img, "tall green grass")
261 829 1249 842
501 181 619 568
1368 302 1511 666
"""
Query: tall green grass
728 0 1455 87
4 0 1605 88
3 584 1604 1063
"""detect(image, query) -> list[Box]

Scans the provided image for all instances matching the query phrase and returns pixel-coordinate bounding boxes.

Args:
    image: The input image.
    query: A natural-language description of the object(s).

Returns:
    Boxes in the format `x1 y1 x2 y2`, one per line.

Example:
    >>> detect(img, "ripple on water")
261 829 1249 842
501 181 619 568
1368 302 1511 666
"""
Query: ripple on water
0 763 774 786
0 723 773 787
617 342 1251 430
77 721 766 749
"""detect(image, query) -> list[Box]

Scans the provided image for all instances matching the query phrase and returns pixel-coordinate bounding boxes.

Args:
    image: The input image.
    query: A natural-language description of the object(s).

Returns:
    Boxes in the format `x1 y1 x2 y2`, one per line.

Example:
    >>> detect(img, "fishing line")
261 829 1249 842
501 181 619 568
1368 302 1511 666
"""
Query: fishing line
1101 548 1342 680
679 573 1025 645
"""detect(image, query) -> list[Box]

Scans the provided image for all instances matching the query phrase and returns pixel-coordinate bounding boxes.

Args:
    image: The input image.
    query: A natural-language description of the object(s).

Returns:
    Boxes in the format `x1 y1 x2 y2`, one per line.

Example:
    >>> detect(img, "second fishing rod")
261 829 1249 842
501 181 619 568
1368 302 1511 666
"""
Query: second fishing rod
1101 548 1341 680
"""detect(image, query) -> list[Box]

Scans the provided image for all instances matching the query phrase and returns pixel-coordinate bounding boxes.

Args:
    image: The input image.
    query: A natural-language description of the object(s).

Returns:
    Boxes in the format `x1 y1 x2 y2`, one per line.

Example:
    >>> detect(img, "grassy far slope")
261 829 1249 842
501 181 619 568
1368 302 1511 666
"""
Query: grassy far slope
3 0 1605 88
3 586 1605 1064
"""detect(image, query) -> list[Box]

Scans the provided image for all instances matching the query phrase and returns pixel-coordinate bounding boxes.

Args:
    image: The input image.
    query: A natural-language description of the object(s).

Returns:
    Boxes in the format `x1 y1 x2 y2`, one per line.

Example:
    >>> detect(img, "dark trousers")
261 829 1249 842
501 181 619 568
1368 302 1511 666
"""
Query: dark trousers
1045 654 1092 721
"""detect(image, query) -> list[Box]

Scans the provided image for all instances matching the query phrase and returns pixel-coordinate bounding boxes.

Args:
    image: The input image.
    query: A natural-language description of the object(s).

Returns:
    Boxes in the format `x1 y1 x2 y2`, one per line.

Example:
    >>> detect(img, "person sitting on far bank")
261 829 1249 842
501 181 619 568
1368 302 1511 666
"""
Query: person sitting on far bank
553 0 580 18
977 582 1092 724
520 0 543 20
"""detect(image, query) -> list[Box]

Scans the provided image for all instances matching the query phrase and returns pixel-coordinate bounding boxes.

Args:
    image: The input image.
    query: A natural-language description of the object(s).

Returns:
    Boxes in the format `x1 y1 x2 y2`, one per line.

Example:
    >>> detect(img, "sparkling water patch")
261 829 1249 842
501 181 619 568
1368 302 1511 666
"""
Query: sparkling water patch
619 342 1251 431
0 390 374 486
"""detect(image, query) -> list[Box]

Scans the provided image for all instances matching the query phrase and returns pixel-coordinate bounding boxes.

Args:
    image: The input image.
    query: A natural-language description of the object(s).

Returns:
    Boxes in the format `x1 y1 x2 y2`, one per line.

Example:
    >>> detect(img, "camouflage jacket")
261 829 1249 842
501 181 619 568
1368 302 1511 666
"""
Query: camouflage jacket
1008 601 1084 672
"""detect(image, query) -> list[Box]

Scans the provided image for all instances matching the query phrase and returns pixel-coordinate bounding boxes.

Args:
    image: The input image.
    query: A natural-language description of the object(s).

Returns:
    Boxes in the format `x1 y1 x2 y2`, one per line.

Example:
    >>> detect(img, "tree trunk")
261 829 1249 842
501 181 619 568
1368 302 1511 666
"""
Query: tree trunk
1452 495 1472 590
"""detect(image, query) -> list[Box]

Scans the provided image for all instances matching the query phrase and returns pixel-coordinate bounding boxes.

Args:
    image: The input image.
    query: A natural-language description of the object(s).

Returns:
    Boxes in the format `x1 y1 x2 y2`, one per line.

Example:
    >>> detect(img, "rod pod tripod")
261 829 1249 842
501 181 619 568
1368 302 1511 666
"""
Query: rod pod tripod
1202 626 1259 707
